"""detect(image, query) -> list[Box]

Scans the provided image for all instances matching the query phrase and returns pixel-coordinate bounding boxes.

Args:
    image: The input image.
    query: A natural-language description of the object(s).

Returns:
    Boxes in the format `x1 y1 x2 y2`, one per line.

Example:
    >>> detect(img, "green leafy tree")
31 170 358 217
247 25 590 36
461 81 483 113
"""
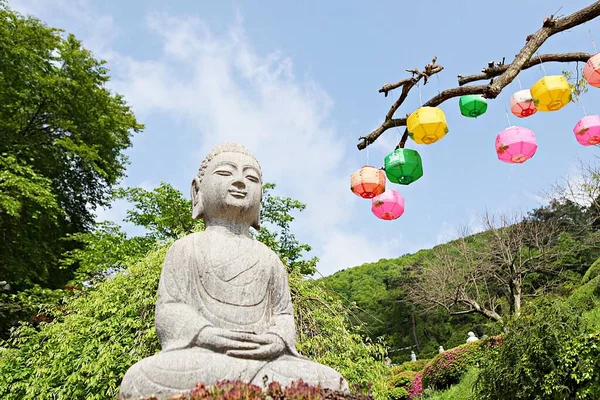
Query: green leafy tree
0 1 142 290
475 298 600 400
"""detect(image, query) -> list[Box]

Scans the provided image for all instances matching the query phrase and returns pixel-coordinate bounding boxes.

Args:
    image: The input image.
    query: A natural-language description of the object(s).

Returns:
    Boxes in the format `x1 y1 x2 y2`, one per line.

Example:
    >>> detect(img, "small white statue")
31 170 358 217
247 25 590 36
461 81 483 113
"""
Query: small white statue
466 331 479 343
410 351 417 362
438 345 445 353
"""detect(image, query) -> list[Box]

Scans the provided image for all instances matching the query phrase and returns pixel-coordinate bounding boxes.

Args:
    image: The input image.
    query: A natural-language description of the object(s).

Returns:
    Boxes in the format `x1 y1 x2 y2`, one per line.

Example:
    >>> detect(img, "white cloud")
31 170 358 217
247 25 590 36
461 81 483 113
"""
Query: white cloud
11 2 394 276
317 231 400 276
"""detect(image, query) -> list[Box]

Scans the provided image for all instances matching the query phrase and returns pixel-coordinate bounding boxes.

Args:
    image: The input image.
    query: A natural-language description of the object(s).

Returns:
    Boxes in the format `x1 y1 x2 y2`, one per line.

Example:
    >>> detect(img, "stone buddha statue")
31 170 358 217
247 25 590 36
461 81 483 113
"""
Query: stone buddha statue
119 143 348 399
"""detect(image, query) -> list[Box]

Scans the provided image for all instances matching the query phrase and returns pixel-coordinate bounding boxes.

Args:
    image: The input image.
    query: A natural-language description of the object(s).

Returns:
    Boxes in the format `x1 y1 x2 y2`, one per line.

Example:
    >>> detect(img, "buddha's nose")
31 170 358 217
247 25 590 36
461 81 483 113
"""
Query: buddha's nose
231 178 246 190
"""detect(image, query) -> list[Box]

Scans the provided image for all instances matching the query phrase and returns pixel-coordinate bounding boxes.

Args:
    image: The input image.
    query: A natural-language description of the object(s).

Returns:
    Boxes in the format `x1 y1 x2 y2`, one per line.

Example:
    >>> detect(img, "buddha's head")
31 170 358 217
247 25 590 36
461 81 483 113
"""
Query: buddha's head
191 143 262 230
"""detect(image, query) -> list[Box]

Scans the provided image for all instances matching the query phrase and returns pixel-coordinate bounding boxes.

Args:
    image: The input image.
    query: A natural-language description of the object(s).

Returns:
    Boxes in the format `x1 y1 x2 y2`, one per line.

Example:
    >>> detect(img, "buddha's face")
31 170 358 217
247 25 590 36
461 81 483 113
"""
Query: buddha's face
200 151 262 223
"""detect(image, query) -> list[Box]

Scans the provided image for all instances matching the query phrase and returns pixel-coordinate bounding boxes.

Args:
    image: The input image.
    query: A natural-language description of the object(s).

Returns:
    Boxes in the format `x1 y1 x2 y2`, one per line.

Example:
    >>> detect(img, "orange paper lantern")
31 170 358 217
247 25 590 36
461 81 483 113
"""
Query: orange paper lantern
350 166 385 199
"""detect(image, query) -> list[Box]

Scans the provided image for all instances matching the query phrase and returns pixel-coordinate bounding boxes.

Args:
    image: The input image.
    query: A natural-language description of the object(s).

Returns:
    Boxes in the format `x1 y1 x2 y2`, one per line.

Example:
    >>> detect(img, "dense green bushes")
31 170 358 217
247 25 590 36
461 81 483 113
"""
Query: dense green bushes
582 257 600 284
475 298 600 400
0 245 389 399
387 370 417 400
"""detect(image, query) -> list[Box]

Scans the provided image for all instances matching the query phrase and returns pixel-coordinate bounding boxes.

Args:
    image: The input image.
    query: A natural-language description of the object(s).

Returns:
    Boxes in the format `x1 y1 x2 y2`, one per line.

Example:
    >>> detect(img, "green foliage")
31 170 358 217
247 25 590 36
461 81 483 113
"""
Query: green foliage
475 298 600 400
0 246 389 399
291 274 388 398
563 69 589 101
114 183 201 242
0 0 142 336
321 250 494 362
393 360 429 373
60 221 155 283
387 370 417 400
582 257 600 284
257 183 318 275
421 337 501 390
418 367 478 400
569 275 600 311
0 245 166 399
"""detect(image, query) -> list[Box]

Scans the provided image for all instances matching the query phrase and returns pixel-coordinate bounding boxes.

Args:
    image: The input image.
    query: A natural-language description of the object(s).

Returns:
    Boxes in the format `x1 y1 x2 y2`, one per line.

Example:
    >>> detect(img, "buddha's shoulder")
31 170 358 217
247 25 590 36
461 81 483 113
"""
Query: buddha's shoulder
167 232 206 252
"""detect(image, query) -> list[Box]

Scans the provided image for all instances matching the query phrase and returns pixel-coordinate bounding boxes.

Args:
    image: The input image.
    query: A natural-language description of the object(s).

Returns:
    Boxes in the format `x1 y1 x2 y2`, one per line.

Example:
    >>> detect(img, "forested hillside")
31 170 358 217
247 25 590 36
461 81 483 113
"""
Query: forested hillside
321 168 600 362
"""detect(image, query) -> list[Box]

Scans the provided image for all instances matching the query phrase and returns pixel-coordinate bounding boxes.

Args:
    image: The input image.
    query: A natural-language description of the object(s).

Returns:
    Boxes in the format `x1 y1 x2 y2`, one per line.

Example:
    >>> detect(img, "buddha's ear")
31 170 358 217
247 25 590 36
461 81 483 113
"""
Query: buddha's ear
191 177 204 220
251 186 263 231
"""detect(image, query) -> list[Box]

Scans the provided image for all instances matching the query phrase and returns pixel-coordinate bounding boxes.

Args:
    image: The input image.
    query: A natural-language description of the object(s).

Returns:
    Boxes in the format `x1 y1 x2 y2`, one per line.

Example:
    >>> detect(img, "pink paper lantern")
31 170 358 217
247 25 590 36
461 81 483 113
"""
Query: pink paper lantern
573 115 600 146
495 126 537 164
509 89 537 118
371 190 405 220
583 53 600 88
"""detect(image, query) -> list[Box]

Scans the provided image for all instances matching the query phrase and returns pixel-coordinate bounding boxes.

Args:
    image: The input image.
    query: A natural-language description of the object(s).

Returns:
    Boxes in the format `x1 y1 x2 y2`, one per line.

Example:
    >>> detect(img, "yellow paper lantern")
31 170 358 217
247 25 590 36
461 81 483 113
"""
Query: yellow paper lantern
530 75 571 112
407 107 449 145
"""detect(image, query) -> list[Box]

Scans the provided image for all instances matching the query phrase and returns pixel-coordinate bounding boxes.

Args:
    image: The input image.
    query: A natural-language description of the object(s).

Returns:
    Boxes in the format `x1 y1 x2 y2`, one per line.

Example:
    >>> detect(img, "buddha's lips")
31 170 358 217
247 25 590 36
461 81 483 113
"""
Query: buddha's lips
228 189 247 198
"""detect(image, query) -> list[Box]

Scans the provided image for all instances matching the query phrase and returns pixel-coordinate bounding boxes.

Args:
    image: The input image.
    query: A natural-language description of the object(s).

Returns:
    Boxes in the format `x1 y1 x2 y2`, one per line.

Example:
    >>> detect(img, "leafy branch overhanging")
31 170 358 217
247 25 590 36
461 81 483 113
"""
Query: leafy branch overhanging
357 2 600 151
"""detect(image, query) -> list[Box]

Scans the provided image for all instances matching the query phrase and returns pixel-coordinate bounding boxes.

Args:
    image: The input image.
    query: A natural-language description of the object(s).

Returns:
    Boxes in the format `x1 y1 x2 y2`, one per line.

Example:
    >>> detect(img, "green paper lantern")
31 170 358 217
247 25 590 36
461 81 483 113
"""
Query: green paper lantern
459 94 487 118
384 148 423 185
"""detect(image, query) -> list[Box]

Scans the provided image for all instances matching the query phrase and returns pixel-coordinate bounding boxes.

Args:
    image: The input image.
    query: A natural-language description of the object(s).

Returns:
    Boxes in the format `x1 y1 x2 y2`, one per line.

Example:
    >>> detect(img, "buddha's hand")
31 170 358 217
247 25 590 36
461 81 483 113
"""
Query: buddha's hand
195 327 263 353
225 333 286 360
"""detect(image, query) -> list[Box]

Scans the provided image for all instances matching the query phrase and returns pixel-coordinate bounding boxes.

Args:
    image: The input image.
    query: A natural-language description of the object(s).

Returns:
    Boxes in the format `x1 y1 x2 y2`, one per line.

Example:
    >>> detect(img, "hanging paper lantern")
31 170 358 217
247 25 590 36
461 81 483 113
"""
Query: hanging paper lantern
372 190 405 220
583 53 600 88
350 166 385 199
406 106 449 145
459 94 487 118
573 115 600 146
384 148 423 185
509 89 538 118
495 126 537 164
530 75 571 112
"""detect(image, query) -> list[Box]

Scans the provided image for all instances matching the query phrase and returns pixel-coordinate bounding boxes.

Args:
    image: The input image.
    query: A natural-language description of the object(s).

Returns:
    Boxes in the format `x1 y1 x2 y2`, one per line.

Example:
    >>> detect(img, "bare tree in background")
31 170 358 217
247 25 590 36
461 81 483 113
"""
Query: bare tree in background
407 211 562 323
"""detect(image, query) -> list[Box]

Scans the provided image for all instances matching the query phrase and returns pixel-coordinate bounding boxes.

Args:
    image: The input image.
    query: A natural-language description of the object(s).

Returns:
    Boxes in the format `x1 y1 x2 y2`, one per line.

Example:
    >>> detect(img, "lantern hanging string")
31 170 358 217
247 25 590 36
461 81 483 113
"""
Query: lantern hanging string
537 53 548 75
588 25 598 53
504 108 512 127
582 104 588 117
516 75 523 91
417 82 423 106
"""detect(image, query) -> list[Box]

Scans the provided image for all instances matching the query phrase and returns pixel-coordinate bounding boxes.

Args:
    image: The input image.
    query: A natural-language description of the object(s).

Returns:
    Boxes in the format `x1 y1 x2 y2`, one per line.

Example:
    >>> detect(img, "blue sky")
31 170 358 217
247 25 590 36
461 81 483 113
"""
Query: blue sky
11 0 600 276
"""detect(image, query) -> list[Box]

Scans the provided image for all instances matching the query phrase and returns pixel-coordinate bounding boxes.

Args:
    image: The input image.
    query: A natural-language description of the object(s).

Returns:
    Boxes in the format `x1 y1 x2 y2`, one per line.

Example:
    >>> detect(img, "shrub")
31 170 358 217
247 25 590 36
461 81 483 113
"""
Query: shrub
420 336 501 390
407 372 423 399
475 297 600 400
417 367 478 400
582 257 600 284
392 360 429 373
387 371 417 400
569 275 600 310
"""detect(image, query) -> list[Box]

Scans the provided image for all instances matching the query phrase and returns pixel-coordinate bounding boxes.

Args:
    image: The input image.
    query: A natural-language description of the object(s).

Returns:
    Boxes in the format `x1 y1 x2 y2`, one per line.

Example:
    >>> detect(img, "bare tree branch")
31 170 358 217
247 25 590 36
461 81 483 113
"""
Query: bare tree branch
358 2 600 151
458 52 593 85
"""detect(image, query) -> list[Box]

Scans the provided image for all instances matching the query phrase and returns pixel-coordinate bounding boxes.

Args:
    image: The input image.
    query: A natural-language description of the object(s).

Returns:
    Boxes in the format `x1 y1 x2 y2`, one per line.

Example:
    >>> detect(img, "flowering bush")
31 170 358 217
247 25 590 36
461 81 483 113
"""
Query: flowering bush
407 372 423 399
420 336 502 390
140 379 374 400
